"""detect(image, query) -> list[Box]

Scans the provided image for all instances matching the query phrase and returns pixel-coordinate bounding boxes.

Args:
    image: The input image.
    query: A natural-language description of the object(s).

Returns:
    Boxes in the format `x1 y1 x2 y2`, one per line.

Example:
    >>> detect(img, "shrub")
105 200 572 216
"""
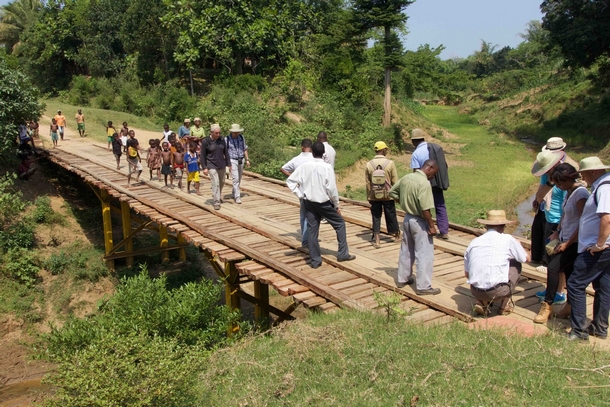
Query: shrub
2 248 39 287
44 252 70 275
44 333 206 407
0 220 35 252
43 267 240 360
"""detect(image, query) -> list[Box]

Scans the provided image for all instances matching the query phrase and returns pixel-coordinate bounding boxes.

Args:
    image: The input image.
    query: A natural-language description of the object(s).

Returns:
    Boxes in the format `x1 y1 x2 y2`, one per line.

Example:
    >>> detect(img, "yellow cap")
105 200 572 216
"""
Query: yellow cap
374 141 388 151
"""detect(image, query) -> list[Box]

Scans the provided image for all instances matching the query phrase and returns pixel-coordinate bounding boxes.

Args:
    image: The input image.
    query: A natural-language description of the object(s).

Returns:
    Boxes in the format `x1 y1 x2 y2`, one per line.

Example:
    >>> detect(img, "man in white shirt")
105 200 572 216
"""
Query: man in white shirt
317 131 336 168
287 141 355 268
281 139 314 247
464 210 529 316
567 157 610 340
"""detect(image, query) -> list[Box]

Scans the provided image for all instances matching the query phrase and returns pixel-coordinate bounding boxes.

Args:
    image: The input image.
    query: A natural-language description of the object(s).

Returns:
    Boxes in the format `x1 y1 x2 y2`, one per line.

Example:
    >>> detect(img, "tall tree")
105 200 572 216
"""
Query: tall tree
352 0 413 127
0 0 42 54
541 0 610 68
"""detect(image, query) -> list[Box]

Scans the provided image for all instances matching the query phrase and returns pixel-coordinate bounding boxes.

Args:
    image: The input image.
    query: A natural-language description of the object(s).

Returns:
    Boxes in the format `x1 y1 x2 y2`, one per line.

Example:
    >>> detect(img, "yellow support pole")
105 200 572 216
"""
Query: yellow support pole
159 225 169 263
100 189 114 270
120 200 134 267
177 234 187 262
253 280 270 325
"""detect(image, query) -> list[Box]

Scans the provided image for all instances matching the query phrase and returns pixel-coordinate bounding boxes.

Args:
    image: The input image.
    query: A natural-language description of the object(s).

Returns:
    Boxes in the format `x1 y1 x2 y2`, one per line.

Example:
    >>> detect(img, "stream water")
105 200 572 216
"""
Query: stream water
514 193 535 238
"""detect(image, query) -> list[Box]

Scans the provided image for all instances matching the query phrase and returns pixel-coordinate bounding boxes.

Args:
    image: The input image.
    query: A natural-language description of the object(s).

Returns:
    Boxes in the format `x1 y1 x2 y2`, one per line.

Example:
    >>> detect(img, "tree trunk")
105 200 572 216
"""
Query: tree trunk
383 25 391 127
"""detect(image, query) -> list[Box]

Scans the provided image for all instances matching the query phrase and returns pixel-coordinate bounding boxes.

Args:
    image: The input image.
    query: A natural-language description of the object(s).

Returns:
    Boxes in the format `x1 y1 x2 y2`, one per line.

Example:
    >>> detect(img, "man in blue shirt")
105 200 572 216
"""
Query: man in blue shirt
410 128 450 240
226 123 250 204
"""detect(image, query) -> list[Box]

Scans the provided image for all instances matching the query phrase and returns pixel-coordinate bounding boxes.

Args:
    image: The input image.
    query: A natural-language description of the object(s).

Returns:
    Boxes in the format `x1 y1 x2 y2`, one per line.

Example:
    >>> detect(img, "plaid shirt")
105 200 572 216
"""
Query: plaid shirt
226 134 248 160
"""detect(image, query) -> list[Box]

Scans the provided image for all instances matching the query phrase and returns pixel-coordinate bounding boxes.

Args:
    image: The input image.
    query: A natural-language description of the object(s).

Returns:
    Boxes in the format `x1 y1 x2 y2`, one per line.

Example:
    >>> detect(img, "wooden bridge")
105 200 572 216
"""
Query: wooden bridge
42 137 595 333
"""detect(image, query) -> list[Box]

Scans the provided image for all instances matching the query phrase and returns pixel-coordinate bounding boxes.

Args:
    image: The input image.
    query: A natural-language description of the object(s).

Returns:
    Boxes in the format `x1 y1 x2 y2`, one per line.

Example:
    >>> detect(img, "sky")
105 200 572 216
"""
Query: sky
403 0 544 59
0 0 543 60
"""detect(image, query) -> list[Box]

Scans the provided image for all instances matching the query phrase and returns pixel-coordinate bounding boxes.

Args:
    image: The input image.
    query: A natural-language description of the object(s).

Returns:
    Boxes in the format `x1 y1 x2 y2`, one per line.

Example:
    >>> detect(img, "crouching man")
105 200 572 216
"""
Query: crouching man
464 210 530 316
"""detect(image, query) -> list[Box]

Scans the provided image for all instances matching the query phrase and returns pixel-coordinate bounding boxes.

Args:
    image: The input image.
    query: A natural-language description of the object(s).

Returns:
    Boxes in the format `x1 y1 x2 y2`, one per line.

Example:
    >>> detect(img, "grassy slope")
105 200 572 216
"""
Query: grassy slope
42 98 161 144
424 105 535 226
197 310 610 406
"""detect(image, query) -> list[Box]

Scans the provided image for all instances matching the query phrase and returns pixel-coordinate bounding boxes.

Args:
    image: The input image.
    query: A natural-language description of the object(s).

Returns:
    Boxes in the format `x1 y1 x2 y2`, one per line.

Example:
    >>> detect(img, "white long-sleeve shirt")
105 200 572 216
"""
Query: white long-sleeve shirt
323 142 336 168
286 158 339 207
464 229 528 289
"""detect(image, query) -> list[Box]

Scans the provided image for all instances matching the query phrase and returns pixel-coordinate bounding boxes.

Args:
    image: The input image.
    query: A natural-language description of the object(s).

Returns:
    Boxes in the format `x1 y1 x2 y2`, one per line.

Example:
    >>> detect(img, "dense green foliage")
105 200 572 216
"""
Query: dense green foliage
41 268 242 406
0 52 43 153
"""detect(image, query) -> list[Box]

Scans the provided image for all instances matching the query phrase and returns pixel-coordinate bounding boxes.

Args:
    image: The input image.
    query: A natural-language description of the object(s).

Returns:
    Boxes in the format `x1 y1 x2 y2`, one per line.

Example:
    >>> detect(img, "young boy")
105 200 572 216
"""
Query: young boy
106 121 117 150
112 132 123 170
146 139 161 181
50 119 59 147
126 131 142 186
160 141 174 188
184 142 201 195
162 124 172 143
120 122 129 153
172 143 185 190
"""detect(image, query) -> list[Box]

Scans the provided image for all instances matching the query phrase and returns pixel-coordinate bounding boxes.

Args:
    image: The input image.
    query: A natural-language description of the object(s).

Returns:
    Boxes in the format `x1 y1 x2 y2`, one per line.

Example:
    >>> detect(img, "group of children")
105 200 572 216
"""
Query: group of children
107 121 203 191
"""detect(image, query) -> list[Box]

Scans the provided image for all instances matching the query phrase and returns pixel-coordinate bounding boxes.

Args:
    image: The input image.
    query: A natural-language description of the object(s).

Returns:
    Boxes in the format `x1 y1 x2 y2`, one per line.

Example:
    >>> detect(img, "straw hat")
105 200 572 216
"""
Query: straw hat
374 141 388 151
184 118 191 123
210 123 221 132
194 117 201 122
541 137 567 152
228 123 244 133
477 210 515 225
531 150 564 176
410 128 425 140
578 157 610 172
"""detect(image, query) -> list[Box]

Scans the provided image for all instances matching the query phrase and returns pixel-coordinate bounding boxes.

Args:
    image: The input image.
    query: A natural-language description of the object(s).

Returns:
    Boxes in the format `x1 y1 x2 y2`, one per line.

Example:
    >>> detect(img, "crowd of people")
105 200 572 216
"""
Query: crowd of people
106 119 250 211
24 107 610 340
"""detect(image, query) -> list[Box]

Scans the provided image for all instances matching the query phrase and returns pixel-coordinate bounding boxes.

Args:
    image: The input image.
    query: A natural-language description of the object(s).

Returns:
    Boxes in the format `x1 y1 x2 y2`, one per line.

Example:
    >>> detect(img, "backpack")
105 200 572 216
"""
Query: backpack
369 159 391 200
128 146 138 158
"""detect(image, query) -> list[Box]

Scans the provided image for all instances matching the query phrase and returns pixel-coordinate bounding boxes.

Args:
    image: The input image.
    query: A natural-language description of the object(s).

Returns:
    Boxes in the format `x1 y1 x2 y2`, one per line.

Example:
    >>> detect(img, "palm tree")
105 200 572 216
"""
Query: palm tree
0 0 43 54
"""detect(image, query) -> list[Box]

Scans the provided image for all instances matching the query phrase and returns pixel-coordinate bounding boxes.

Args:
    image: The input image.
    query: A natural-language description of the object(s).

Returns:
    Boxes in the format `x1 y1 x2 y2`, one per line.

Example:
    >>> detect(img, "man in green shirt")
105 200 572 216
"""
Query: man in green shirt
389 159 441 295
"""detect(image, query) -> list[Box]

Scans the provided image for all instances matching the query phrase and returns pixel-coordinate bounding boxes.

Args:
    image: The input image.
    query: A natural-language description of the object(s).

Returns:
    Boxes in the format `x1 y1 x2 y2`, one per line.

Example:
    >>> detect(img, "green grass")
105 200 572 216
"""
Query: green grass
41 98 162 144
423 105 534 226
197 310 610 406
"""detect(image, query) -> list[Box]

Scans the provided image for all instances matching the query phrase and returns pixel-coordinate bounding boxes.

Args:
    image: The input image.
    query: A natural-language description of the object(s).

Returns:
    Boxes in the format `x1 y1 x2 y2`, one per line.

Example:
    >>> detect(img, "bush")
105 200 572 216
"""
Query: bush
43 267 240 360
44 333 206 407
0 220 36 251
44 252 70 275
32 196 64 224
2 248 39 286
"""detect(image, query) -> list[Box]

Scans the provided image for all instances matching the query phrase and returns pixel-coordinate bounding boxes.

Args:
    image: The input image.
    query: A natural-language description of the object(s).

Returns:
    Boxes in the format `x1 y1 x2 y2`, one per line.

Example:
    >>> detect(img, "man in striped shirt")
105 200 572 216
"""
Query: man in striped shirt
464 210 529 316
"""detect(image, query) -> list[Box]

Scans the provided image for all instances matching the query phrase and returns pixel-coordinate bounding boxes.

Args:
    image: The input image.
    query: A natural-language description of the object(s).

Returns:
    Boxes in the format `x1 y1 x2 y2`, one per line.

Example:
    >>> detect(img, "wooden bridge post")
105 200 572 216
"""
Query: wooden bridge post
159 225 169 263
225 261 241 334
253 281 270 324
100 189 114 270
120 200 134 267
177 234 187 262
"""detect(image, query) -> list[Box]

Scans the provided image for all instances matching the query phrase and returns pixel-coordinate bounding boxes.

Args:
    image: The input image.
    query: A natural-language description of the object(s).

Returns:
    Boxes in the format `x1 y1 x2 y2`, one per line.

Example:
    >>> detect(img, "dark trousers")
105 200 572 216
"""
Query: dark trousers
369 200 399 235
544 242 578 304
470 260 522 303
432 187 449 235
567 250 610 338
530 210 547 263
304 200 350 267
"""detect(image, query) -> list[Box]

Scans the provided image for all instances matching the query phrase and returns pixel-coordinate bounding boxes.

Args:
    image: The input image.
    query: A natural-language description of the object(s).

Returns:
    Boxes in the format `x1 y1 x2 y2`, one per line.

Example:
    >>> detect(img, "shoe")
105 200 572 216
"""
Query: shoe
392 231 402 242
321 219 328 224
555 303 571 319
338 254 356 262
396 278 414 288
566 331 589 341
437 233 449 240
235 197 242 204
213 204 221 210
498 298 514 315
310 263 321 269
535 290 546 299
536 265 548 273
474 301 491 316
534 302 552 324
416 287 441 296
587 325 608 339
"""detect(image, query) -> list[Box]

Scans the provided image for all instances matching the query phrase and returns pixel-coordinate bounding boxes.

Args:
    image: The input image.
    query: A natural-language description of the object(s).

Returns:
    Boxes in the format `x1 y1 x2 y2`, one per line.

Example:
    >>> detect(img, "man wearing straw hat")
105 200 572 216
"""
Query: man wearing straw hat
567 157 610 340
226 123 250 204
464 210 529 316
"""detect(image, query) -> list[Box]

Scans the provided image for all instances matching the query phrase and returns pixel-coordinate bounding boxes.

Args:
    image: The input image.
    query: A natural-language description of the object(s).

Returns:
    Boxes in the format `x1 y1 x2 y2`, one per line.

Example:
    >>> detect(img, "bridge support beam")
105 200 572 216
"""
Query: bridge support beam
177 234 187 262
159 225 169 263
225 261 241 335
253 281 270 324
100 189 114 270
120 200 134 267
